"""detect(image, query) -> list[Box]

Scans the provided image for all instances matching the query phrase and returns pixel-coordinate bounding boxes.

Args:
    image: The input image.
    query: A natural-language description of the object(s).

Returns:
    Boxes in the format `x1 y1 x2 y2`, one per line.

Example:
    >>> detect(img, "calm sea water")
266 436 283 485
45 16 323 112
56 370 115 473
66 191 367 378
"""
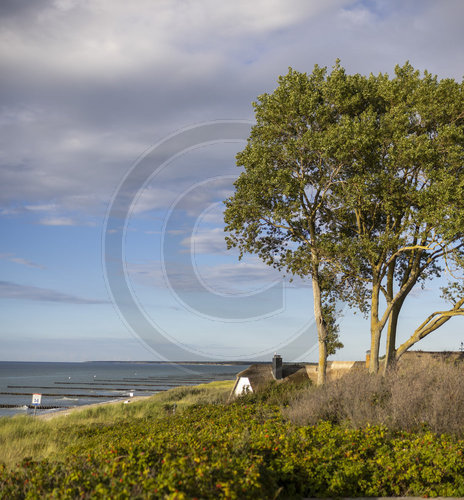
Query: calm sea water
0 361 248 418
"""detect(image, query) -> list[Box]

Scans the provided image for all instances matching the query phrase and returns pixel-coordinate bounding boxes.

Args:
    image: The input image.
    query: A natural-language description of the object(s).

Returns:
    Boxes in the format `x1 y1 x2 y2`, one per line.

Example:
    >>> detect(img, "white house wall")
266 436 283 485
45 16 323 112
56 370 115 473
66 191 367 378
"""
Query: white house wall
234 376 252 396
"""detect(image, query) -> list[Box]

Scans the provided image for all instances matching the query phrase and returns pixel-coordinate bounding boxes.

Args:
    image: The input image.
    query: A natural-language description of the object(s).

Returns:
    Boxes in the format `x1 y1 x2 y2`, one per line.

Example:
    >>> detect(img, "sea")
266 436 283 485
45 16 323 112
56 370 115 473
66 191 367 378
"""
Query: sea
0 361 249 418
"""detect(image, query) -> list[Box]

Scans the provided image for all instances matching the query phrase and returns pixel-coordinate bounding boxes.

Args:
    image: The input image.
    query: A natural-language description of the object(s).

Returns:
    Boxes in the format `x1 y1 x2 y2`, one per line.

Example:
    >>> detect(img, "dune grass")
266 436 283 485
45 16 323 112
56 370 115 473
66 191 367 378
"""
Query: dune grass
0 380 234 468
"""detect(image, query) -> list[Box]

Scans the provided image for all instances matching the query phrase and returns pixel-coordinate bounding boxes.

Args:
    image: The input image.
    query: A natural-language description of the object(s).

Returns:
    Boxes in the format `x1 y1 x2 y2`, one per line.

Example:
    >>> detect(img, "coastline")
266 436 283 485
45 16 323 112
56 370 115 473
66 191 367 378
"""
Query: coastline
0 361 246 418
36 394 154 420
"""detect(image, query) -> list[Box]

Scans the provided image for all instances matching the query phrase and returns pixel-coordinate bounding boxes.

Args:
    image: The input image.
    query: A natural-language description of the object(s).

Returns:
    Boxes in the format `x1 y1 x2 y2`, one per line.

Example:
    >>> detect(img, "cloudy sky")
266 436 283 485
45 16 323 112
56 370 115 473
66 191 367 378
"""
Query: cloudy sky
1 0 463 362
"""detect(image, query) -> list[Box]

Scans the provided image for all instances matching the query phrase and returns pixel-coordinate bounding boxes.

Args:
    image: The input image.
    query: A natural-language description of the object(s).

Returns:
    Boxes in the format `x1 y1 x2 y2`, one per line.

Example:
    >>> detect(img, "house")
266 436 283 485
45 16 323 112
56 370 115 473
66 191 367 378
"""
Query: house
231 350 464 398
231 360 308 397
231 354 365 398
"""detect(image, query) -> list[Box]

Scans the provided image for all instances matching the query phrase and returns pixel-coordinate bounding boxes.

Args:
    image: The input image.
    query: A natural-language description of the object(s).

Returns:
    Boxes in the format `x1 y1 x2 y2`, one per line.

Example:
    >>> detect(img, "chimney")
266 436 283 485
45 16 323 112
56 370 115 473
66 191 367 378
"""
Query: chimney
272 353 282 380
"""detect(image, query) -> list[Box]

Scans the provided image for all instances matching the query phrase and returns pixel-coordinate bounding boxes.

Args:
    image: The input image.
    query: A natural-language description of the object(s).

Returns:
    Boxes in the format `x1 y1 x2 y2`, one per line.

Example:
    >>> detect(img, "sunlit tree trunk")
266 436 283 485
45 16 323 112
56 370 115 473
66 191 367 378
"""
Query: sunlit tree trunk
383 300 403 375
369 281 381 374
312 271 328 386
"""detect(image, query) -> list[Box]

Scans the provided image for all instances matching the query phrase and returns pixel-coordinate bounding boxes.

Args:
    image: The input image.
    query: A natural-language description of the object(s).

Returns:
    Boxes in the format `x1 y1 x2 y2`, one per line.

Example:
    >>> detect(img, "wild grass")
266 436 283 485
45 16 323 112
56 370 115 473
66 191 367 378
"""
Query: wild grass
4 364 464 497
4 375 464 498
0 380 234 468
284 358 464 436
4 358 464 472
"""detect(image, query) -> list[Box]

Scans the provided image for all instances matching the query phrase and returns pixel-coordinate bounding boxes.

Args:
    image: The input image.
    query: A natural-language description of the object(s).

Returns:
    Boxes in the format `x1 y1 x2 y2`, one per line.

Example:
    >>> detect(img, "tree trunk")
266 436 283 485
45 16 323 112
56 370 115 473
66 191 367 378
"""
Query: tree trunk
383 297 405 375
317 319 328 386
383 254 419 375
383 259 397 375
311 272 327 386
369 325 381 374
369 282 381 374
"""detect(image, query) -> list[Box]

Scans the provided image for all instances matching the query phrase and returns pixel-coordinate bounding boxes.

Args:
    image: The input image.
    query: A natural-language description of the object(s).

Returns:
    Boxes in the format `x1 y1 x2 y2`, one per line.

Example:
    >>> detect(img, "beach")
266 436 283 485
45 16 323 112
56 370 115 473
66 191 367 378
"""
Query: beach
36 394 153 420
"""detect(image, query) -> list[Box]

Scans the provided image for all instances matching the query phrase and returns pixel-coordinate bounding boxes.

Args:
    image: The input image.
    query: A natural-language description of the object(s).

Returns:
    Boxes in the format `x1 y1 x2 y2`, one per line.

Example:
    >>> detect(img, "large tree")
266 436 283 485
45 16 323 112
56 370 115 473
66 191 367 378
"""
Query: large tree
225 62 464 377
224 65 364 385
330 63 464 373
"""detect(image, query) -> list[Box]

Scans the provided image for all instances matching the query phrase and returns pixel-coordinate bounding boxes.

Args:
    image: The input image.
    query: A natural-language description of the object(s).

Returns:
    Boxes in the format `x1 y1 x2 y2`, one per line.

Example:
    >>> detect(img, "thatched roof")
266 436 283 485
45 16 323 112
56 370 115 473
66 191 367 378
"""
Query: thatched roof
230 352 464 399
231 360 367 397
232 363 309 394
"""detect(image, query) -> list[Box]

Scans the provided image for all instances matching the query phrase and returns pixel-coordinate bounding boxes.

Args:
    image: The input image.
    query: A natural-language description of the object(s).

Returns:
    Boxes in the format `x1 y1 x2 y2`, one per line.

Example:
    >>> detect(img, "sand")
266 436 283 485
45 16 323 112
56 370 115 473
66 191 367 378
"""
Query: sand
36 395 152 420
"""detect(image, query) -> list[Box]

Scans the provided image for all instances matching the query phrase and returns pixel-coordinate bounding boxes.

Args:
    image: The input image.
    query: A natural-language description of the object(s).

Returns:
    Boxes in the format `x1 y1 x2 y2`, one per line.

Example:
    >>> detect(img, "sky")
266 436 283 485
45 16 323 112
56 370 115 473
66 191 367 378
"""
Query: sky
1 0 464 362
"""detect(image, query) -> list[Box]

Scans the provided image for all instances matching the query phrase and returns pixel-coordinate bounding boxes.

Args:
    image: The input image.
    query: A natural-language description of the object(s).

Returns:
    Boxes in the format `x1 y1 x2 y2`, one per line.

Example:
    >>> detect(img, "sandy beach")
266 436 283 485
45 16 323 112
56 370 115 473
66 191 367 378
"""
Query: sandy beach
37 395 152 420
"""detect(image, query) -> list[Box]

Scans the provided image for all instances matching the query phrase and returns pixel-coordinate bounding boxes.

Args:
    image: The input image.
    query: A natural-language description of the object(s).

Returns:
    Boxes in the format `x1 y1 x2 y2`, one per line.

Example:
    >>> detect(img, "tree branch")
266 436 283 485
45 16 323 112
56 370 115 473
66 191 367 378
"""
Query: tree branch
396 297 464 360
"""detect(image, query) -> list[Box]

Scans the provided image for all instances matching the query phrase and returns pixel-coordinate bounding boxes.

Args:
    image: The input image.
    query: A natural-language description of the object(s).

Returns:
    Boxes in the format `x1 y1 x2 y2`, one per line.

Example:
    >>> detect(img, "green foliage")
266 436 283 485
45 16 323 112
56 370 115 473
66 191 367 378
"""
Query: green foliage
322 302 343 355
224 60 464 371
224 64 357 360
2 398 464 498
441 279 464 306
239 380 312 407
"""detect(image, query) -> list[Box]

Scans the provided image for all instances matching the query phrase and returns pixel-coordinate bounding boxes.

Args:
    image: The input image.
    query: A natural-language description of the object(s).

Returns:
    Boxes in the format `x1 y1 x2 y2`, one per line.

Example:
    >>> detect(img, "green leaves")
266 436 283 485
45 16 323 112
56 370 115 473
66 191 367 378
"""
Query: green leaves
3 401 464 498
226 60 464 372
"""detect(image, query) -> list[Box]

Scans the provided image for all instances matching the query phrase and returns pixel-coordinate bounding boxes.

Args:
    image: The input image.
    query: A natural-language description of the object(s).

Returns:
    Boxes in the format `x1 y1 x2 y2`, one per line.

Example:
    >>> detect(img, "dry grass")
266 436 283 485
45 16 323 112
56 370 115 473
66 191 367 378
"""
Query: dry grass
284 358 464 435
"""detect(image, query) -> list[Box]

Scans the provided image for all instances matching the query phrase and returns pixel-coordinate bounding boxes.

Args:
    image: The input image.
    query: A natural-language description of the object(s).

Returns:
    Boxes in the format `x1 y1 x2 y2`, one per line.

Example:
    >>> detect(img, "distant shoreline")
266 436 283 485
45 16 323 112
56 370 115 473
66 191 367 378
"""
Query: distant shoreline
0 360 257 365
0 361 248 418
84 361 260 365
0 359 254 366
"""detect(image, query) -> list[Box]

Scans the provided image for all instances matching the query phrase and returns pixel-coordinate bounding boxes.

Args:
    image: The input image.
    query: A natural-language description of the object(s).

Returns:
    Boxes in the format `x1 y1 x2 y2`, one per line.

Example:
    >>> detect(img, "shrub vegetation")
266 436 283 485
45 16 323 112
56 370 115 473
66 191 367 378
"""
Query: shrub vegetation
285 358 464 436
2 365 464 498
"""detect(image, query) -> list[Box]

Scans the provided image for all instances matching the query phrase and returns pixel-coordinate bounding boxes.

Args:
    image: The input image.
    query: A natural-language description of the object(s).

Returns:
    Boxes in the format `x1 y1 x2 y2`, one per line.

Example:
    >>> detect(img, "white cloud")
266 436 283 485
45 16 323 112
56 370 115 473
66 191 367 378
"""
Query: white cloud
39 217 95 226
2 0 462 225
0 280 109 304
127 255 309 295
39 216 79 226
24 203 56 212
0 0 328 81
340 6 374 26
182 227 228 255
130 186 185 215
196 260 284 294
0 253 46 269
130 176 234 216
0 0 346 81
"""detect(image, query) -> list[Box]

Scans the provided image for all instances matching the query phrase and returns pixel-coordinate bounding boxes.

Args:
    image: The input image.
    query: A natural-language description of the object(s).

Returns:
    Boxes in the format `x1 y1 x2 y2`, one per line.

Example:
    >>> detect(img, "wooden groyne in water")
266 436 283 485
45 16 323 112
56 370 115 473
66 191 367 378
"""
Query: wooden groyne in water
0 404 71 410
0 391 163 398
8 385 168 391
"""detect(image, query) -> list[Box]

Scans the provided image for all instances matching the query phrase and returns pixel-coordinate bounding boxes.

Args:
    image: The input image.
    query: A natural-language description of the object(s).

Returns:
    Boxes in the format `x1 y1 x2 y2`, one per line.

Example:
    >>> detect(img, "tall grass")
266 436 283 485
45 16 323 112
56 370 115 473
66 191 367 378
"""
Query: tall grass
284 358 464 435
0 380 234 468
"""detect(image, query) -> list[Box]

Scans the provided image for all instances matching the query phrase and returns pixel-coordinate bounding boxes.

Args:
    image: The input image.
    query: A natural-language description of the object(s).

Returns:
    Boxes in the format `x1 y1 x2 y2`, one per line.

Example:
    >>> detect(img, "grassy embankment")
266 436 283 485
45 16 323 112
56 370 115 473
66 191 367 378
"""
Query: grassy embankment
2 360 464 498
0 380 233 468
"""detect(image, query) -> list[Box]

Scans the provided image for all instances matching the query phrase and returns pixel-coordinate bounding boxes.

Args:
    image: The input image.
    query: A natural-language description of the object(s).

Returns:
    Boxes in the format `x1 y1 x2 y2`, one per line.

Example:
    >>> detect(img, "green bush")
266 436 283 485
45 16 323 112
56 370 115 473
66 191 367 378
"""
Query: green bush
2 400 464 498
239 380 312 407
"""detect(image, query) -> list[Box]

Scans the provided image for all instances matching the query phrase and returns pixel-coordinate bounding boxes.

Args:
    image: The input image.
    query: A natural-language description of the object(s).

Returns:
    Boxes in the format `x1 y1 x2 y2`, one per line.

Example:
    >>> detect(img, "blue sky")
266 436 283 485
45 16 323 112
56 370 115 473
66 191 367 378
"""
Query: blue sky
1 0 464 362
